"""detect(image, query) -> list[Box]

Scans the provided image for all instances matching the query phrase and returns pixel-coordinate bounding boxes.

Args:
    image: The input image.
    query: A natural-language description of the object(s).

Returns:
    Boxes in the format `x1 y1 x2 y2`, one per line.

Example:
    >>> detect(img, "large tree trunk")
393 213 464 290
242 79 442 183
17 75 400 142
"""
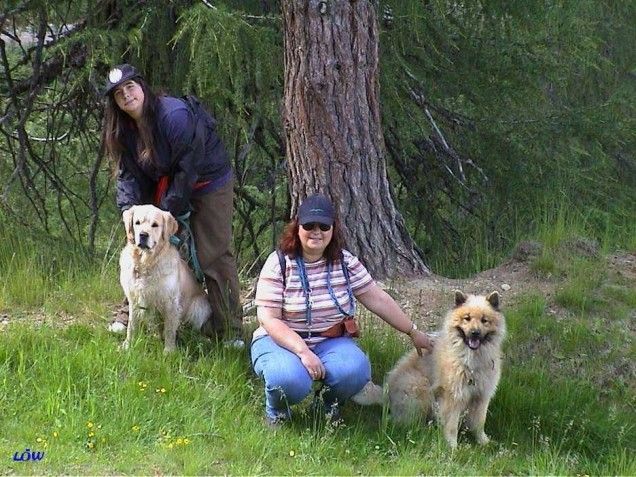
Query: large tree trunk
282 0 429 278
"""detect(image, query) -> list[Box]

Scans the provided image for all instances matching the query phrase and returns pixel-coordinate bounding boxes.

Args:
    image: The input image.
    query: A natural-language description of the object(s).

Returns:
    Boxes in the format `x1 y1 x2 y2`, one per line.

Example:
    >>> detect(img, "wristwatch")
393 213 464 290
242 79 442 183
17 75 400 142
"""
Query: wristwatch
407 322 417 336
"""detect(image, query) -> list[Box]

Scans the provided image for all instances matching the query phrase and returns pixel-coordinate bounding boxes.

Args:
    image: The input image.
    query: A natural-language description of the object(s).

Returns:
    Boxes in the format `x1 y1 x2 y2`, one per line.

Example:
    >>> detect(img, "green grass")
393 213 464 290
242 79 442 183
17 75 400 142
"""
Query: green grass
0 227 122 314
432 199 636 279
1 320 633 475
0 214 634 474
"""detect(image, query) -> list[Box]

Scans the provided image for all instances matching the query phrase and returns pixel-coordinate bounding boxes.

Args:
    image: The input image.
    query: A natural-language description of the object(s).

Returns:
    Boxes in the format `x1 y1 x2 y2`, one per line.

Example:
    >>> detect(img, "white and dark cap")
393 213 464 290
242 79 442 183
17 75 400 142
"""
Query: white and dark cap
298 193 335 226
103 64 141 96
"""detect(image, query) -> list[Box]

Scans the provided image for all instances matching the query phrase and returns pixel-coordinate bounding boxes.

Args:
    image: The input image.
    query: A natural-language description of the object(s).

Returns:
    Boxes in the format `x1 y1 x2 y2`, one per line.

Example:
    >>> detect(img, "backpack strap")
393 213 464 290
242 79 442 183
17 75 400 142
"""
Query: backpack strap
276 249 287 287
276 249 347 288
339 250 348 281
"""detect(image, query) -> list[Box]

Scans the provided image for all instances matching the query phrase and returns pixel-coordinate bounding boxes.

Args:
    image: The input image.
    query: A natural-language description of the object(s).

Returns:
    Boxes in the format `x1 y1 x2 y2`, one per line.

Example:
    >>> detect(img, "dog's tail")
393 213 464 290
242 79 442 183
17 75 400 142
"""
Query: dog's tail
189 296 212 331
351 381 385 406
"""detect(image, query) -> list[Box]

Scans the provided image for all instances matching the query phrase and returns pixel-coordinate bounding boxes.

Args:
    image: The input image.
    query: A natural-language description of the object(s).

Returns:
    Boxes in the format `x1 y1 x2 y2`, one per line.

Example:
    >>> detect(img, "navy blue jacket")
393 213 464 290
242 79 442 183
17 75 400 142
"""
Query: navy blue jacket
116 96 232 217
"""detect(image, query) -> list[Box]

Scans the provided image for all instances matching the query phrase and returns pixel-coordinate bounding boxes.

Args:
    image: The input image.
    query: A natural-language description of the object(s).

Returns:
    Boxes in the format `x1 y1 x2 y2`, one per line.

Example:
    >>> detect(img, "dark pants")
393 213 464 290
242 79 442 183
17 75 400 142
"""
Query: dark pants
190 178 243 338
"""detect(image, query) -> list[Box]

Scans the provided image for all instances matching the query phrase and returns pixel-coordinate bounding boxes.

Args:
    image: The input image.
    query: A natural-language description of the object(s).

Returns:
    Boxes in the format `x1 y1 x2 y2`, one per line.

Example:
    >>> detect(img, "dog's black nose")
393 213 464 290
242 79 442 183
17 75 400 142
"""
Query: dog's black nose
470 330 481 338
138 232 149 248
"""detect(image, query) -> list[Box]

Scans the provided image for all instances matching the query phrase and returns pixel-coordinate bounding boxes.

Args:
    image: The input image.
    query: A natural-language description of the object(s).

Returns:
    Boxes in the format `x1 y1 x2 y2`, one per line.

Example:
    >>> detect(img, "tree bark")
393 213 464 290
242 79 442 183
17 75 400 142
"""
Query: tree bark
282 0 429 278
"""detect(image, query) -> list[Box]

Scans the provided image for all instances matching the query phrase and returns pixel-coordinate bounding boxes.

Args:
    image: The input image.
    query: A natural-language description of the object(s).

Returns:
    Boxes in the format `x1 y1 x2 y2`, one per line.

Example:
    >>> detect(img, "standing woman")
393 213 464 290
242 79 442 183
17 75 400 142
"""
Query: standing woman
251 193 433 425
101 64 243 346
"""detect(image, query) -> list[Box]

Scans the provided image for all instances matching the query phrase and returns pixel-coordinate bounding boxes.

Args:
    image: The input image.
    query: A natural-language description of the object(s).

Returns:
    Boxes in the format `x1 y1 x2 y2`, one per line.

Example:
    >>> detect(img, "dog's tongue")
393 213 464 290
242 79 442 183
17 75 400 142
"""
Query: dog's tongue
468 337 481 350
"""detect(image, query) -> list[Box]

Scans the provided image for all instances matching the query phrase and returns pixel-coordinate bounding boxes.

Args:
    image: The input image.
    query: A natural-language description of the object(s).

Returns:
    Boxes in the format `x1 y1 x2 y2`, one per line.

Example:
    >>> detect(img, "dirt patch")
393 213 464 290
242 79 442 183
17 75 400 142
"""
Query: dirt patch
385 250 635 330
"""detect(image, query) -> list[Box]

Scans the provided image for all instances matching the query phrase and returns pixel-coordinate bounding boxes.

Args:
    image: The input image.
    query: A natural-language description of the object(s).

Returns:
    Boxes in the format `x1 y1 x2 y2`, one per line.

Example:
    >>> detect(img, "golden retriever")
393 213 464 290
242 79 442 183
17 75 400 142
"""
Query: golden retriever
386 291 506 448
119 205 211 353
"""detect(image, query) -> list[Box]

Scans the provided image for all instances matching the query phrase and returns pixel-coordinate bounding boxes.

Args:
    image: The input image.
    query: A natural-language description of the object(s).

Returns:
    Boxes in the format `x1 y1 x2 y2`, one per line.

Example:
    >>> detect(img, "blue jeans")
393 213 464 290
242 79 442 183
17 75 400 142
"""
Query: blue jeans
251 336 371 420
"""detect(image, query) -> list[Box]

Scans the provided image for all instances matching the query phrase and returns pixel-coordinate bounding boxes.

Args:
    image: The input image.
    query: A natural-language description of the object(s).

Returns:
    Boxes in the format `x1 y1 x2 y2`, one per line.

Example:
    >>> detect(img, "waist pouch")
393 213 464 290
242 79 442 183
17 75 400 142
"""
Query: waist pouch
295 317 359 339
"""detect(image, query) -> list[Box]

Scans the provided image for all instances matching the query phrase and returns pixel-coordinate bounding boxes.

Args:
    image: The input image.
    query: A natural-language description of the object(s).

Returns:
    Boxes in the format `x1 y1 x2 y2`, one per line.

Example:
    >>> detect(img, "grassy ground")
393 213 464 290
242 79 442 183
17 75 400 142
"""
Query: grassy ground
0 225 634 474
1 315 632 475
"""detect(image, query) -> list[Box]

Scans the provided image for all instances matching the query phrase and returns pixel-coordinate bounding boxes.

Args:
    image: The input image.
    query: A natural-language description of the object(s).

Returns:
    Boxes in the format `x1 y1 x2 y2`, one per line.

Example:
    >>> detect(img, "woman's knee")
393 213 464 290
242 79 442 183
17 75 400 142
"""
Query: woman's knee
320 339 371 390
252 338 313 404
329 357 370 389
265 369 313 404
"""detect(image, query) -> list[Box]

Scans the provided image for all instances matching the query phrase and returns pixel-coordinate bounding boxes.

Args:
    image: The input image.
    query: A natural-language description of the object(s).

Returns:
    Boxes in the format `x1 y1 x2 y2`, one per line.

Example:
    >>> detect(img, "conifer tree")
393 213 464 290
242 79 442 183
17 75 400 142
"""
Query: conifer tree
281 0 429 277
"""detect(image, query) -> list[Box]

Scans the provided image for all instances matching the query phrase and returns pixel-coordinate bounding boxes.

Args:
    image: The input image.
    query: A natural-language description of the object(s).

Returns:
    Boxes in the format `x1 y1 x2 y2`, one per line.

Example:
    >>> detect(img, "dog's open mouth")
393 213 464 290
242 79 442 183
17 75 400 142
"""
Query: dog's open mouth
467 336 481 350
457 327 486 350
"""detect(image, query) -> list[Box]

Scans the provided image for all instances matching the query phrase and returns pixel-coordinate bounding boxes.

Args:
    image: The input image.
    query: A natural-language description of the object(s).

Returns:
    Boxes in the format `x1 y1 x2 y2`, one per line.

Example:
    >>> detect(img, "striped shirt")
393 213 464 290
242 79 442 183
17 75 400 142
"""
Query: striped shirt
253 249 375 347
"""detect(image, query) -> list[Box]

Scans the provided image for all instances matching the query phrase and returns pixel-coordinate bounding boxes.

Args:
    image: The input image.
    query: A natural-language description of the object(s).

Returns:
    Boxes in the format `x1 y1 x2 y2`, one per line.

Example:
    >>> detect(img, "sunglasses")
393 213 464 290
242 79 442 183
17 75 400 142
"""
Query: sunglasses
301 222 332 232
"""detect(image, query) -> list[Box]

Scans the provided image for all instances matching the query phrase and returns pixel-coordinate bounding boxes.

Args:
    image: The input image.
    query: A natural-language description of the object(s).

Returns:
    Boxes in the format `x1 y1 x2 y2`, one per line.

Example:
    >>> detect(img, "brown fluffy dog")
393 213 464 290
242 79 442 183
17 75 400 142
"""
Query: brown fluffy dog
386 291 506 448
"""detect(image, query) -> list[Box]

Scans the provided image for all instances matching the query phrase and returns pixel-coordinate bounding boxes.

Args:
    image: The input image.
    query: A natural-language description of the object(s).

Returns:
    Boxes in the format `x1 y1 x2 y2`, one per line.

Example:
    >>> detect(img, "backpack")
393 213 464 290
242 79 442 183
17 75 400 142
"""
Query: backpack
181 94 217 130
153 94 217 206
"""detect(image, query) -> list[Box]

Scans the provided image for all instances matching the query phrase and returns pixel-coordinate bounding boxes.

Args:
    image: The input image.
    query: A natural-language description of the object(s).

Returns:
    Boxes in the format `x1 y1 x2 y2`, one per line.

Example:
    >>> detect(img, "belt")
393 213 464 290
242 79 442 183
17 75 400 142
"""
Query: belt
295 321 346 339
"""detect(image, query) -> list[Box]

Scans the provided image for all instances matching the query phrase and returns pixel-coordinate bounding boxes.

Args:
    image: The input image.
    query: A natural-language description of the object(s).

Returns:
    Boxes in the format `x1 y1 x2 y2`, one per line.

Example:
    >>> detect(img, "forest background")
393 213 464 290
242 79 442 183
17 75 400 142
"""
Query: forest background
1 0 633 278
1 1 635 475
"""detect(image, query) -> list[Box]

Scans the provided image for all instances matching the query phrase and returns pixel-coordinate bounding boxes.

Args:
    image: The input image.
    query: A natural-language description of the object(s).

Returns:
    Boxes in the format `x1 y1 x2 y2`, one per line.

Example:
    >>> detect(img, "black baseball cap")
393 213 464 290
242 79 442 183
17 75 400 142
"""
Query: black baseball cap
103 64 142 96
298 194 335 226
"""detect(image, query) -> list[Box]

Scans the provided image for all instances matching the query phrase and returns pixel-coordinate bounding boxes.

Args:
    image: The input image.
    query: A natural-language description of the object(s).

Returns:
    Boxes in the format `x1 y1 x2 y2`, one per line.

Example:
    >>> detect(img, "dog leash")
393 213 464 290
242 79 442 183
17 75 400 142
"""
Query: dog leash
169 211 205 284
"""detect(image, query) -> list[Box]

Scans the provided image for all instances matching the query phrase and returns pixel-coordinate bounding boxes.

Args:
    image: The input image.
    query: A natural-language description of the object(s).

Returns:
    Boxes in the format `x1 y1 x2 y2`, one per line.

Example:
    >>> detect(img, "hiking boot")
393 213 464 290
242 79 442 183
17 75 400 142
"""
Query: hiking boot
108 303 129 333
325 403 344 426
264 414 288 429
222 338 245 349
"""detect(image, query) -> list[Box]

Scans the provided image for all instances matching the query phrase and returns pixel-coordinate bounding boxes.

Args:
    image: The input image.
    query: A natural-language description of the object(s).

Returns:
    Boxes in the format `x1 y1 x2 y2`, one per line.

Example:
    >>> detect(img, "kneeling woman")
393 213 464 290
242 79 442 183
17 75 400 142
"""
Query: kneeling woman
251 193 433 425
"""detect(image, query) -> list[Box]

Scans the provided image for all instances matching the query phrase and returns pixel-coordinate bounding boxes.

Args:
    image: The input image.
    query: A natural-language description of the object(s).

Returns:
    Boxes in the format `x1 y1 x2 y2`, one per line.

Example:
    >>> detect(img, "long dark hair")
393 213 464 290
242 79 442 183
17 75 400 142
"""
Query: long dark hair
279 217 345 262
102 76 160 172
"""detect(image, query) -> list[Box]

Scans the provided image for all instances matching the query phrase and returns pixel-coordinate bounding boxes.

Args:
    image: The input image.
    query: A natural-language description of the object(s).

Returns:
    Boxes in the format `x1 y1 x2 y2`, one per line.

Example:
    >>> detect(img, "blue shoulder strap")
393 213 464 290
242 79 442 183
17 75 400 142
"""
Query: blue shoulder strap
276 249 347 287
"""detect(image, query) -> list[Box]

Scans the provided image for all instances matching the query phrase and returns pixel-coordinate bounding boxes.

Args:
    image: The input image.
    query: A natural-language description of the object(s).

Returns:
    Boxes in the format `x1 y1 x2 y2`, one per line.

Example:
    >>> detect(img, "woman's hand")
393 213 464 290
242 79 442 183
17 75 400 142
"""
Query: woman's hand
297 349 325 380
258 308 325 380
409 329 434 355
357 284 434 355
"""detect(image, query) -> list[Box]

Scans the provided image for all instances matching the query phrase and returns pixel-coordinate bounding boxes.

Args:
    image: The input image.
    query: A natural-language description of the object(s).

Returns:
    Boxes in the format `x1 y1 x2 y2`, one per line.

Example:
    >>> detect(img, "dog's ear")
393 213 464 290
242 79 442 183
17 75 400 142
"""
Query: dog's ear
122 208 135 244
163 211 178 241
486 291 500 310
454 290 467 307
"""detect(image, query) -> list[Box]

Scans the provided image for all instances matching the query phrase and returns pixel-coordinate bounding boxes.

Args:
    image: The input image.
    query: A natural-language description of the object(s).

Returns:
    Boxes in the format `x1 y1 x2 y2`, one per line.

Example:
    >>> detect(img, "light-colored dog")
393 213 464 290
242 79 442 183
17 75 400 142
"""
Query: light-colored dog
386 291 506 448
119 204 211 353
